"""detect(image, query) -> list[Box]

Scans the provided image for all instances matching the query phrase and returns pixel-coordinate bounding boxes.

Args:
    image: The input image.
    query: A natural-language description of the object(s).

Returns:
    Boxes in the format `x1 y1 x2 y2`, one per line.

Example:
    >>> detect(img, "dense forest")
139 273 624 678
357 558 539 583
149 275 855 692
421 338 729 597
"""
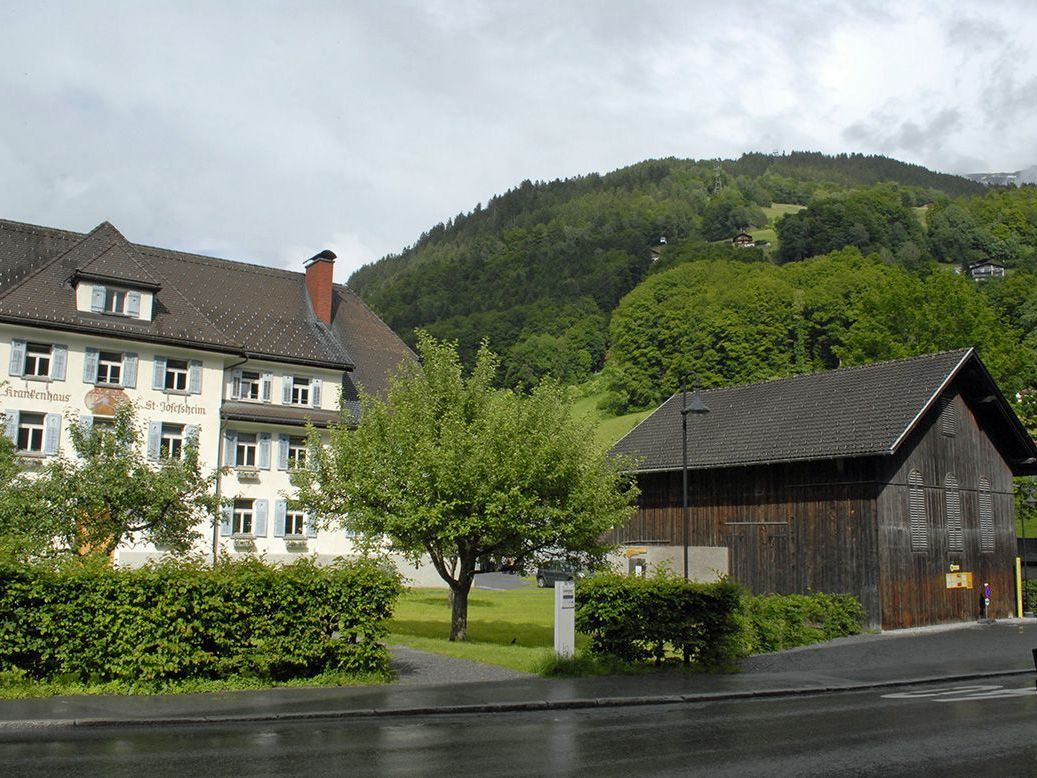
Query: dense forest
348 151 1037 418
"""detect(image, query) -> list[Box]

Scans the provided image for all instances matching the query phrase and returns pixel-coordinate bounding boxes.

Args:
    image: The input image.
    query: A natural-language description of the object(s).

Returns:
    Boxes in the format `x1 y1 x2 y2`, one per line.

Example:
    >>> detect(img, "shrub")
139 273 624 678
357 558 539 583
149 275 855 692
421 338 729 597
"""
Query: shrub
0 556 402 685
575 572 744 670
737 592 865 654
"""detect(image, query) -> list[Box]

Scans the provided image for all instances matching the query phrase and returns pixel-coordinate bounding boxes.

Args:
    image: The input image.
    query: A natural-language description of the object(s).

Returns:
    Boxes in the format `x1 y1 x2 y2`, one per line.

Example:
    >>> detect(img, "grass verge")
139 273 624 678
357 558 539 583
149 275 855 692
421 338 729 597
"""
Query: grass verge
0 669 390 700
389 586 588 674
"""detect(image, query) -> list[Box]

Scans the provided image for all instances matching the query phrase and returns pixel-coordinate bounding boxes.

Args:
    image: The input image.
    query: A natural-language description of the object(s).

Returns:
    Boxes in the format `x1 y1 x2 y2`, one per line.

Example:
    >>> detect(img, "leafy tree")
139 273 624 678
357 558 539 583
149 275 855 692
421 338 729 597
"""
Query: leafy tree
298 333 638 641
1 402 219 560
775 186 926 264
605 250 1036 412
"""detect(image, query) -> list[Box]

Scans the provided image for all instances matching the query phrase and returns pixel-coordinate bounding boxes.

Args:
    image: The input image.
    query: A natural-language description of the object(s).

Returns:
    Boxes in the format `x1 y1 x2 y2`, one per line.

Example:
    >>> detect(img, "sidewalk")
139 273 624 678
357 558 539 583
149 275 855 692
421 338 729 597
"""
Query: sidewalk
1 620 1034 732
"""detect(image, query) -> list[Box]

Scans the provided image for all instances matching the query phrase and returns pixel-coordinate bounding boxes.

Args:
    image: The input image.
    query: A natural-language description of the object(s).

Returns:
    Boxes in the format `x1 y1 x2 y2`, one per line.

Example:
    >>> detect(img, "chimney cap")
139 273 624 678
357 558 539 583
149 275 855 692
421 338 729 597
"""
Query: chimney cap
305 249 337 266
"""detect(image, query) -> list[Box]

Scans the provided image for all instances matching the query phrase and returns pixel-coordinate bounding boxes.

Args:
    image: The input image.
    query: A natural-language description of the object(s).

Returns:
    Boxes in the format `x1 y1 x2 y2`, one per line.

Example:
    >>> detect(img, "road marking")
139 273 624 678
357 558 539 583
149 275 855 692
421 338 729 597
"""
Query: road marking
883 685 1036 702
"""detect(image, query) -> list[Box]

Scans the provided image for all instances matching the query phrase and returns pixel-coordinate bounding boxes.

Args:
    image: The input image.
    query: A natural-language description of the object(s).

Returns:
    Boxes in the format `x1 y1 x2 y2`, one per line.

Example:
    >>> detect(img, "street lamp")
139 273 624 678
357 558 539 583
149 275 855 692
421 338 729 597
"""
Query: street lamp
680 373 710 580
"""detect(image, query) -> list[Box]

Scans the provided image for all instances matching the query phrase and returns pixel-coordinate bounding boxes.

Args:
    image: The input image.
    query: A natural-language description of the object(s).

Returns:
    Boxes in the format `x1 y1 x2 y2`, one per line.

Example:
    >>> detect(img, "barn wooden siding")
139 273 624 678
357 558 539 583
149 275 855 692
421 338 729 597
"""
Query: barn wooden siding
876 389 1017 628
610 458 885 628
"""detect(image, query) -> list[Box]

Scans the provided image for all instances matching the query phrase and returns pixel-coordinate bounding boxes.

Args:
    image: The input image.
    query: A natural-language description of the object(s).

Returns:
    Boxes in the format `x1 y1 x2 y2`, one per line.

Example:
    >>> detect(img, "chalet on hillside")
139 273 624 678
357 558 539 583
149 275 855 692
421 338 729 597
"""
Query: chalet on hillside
611 350 1037 629
732 232 755 248
966 260 1006 281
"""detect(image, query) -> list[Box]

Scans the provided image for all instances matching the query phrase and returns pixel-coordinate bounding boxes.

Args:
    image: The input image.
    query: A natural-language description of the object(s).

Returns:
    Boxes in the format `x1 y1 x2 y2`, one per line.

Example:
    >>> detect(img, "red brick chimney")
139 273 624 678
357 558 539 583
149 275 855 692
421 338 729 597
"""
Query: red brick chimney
304 249 336 325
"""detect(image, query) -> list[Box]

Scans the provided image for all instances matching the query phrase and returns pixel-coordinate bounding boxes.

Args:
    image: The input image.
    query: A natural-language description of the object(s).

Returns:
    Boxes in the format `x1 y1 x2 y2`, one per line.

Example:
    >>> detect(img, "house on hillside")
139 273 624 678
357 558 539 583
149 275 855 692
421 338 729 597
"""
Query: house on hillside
732 232 755 248
610 350 1037 629
0 218 424 572
966 260 1006 281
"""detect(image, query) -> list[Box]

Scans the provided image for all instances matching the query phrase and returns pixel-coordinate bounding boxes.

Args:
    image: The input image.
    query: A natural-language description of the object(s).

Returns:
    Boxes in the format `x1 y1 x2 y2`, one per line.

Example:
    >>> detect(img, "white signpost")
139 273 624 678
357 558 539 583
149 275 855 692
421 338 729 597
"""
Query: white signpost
554 579 576 657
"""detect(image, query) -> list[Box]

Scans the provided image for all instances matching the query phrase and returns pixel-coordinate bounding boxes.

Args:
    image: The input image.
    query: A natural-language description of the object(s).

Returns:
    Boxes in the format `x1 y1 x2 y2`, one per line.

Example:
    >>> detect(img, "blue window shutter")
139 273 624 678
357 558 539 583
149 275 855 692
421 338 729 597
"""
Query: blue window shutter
185 425 200 449
281 375 293 405
146 421 162 461
79 414 94 437
311 377 322 408
122 352 138 388
231 368 242 400
51 344 67 381
273 499 287 538
220 504 232 536
152 356 167 390
8 339 25 377
4 411 18 444
126 290 141 317
261 372 273 403
43 414 61 455
305 512 317 539
188 360 202 394
258 432 271 469
90 285 105 312
276 434 289 470
224 429 237 466
254 499 269 538
83 348 99 384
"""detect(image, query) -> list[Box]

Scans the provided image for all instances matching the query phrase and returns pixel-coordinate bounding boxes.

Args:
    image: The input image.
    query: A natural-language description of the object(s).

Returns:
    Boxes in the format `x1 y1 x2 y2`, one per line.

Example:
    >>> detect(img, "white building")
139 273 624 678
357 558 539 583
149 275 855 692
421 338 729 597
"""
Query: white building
0 218 437 576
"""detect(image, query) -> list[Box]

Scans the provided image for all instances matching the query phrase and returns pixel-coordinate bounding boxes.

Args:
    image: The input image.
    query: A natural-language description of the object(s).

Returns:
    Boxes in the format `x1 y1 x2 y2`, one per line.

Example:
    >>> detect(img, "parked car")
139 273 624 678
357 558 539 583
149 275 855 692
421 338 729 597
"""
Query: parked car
535 561 581 588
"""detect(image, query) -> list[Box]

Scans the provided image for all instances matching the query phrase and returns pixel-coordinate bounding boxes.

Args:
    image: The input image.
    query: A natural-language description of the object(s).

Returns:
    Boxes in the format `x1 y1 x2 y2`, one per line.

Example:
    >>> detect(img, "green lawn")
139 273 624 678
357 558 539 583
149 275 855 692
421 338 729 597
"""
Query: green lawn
762 203 804 221
570 384 653 448
389 586 588 673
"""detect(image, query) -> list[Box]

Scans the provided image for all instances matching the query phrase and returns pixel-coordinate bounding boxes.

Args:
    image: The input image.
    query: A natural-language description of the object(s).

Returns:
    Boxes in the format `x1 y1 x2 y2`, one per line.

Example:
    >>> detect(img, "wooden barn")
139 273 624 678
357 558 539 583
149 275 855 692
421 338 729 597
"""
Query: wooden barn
611 349 1037 629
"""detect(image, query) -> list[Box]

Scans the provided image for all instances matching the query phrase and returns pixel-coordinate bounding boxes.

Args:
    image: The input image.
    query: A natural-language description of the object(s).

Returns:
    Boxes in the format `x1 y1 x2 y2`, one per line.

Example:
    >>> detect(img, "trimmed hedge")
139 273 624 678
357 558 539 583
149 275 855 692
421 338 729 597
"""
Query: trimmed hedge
737 592 865 654
575 573 864 669
575 573 744 669
0 557 402 684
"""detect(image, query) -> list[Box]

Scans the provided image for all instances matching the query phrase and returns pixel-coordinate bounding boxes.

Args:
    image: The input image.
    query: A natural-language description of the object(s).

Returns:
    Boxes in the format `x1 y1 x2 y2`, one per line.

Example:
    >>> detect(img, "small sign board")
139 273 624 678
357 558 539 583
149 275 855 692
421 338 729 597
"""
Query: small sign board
554 580 576 658
946 571 974 589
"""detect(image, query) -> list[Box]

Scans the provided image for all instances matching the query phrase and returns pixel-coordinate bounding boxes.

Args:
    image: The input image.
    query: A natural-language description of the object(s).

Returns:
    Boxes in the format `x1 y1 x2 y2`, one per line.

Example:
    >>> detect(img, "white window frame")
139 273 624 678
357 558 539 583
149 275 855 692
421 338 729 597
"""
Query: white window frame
97 351 123 385
233 499 254 535
160 424 185 460
164 359 189 392
23 343 52 378
17 412 45 453
287 436 308 470
290 377 310 406
284 507 307 537
239 371 261 401
235 432 258 467
104 288 128 315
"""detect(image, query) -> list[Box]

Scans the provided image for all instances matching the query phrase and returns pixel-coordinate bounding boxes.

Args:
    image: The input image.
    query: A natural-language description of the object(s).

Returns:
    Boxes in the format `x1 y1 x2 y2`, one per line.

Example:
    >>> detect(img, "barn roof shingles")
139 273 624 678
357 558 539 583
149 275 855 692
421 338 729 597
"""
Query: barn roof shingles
612 349 1037 474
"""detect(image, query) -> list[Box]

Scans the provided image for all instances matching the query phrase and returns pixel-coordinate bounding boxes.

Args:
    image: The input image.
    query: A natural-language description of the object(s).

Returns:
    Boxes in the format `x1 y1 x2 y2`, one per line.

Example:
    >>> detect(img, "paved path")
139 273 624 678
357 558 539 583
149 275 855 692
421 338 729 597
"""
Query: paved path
389 645 532 686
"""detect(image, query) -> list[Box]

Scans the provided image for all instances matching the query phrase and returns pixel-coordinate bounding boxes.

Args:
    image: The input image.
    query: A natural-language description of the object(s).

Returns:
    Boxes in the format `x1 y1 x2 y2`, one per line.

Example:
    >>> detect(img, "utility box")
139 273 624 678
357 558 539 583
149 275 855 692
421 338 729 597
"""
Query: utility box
554 579 576 657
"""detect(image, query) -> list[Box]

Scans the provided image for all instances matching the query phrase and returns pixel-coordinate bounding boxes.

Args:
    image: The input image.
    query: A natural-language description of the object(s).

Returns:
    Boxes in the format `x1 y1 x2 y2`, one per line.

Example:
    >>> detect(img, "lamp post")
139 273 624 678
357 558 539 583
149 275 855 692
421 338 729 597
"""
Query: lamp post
680 374 710 580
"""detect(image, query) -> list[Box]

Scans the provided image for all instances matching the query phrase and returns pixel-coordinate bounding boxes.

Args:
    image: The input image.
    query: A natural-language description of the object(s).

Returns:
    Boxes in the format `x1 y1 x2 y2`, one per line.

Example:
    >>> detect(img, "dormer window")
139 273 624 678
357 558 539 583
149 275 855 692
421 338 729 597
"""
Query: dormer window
90 285 141 317
105 288 127 314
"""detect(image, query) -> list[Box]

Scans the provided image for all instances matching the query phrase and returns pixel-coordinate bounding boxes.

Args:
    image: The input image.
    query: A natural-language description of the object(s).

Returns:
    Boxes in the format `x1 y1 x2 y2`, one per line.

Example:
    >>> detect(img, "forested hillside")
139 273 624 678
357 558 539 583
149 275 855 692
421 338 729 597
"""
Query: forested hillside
348 152 1037 418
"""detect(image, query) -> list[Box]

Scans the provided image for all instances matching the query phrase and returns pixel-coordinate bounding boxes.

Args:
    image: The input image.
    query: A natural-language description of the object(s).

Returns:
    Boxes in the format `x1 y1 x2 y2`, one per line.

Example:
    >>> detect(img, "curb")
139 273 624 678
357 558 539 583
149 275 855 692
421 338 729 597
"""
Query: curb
1 668 1032 733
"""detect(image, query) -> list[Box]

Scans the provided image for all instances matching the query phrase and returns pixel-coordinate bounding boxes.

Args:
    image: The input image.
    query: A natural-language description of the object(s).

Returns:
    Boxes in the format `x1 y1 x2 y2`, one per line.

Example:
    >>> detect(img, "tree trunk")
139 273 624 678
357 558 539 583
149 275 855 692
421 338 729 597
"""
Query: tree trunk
449 575 474 642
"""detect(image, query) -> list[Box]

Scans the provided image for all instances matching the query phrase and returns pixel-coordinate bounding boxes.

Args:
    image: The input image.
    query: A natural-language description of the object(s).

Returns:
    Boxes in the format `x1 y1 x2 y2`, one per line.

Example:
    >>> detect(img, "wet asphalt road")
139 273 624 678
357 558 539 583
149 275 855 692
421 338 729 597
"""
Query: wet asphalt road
3 674 1034 776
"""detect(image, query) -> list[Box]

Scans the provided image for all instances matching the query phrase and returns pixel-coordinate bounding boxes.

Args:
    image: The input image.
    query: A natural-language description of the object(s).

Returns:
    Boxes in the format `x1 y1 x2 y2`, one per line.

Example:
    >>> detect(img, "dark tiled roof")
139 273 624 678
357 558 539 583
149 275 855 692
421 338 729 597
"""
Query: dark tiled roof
64 222 161 288
0 218 415 383
612 349 1037 474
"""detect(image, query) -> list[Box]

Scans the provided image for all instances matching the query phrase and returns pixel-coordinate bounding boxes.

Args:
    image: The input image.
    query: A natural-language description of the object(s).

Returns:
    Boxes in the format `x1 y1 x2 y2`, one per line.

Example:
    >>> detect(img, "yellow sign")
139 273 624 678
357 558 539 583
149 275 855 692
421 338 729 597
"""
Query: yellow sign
946 572 973 589
625 546 648 558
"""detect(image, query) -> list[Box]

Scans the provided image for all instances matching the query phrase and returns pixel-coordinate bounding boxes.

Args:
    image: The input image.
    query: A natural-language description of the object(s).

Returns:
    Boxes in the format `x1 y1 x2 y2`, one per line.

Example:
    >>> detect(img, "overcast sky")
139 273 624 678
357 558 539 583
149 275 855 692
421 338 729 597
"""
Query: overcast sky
2 1 1036 282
